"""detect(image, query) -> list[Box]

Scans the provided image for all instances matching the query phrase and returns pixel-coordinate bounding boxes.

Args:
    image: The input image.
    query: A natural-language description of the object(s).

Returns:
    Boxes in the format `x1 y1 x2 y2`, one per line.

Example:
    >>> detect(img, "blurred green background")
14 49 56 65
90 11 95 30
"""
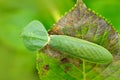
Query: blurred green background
0 0 120 80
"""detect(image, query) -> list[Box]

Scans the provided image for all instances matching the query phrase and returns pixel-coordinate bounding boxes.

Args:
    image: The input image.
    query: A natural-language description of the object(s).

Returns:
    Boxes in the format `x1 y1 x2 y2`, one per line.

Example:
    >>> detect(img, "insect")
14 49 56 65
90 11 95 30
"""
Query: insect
21 20 113 64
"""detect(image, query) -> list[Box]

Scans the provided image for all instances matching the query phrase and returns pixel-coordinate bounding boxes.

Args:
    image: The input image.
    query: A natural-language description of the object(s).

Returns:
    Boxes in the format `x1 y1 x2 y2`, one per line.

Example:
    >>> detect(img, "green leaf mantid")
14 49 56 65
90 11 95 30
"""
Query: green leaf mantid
21 20 113 64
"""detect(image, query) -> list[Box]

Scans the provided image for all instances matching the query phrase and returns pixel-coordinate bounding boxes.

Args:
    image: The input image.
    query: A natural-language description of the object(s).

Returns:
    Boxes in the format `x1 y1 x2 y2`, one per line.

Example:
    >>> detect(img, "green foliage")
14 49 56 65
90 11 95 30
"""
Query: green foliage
22 0 120 80
1 0 120 80
37 0 120 80
37 52 77 80
0 0 75 80
83 0 120 33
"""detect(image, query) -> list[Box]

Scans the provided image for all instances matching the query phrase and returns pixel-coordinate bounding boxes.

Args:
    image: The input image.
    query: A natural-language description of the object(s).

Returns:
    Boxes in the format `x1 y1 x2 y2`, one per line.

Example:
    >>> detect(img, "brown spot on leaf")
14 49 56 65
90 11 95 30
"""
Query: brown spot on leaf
37 58 40 63
43 65 49 70
41 65 49 75
42 45 62 58
61 58 69 63
64 66 71 73
48 26 62 35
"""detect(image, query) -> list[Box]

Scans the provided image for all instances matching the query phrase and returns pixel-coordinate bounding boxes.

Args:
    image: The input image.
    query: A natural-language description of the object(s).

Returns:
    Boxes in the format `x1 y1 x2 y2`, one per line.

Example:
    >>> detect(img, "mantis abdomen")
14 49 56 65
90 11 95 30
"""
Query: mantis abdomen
49 35 113 63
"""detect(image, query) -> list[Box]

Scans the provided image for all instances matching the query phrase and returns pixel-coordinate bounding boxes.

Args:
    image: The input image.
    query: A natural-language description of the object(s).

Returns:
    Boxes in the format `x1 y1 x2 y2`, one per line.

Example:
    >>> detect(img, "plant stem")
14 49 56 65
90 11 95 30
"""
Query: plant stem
83 59 86 80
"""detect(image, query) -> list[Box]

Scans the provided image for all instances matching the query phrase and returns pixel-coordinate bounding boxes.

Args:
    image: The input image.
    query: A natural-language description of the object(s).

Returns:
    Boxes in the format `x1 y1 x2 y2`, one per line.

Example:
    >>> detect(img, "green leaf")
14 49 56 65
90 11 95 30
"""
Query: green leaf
21 20 49 51
38 0 120 80
37 52 77 80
